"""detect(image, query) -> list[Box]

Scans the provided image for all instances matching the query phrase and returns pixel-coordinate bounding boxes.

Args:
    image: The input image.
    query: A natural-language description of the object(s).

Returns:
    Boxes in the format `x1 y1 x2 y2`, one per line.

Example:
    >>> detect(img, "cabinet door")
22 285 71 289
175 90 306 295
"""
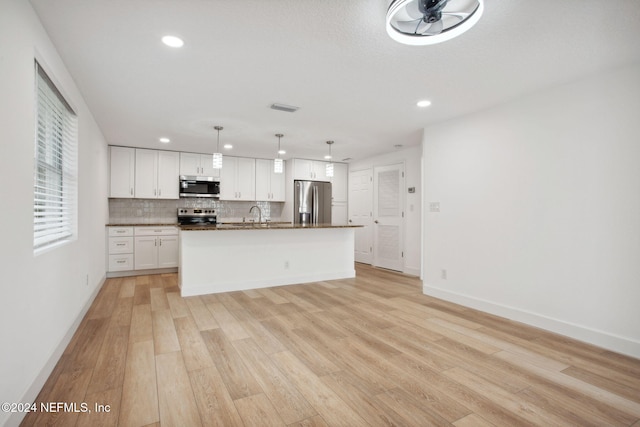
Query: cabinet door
293 159 312 180
179 152 201 176
255 159 271 201
331 163 348 203
219 156 237 200
134 236 158 269
109 146 135 198
134 149 158 198
157 150 180 199
312 160 329 182
270 161 286 201
157 235 179 268
331 202 348 225
199 154 221 178
236 157 256 200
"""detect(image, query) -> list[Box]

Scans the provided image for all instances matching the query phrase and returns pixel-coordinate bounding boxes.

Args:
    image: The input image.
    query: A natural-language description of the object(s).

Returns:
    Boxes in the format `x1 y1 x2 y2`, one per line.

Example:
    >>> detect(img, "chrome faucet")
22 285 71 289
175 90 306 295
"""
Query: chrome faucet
249 205 262 223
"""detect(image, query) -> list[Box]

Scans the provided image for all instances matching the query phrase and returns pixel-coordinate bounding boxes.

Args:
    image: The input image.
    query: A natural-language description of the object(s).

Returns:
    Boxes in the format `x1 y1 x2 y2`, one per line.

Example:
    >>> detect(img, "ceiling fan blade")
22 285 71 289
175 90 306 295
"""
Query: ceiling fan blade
418 19 444 35
393 18 422 34
442 11 470 20
405 0 424 20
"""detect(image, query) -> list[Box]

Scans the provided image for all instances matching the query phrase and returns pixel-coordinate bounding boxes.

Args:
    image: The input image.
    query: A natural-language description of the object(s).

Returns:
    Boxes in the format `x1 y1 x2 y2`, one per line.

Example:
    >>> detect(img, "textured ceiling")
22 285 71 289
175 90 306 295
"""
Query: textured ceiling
29 0 640 162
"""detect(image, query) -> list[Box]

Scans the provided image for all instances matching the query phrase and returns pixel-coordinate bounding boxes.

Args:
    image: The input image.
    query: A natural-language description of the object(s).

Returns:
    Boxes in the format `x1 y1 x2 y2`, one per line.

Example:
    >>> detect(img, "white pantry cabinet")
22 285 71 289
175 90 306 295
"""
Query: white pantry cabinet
292 158 330 182
220 156 256 201
109 146 135 198
133 227 179 270
179 152 220 178
255 159 285 201
331 162 348 203
135 149 180 199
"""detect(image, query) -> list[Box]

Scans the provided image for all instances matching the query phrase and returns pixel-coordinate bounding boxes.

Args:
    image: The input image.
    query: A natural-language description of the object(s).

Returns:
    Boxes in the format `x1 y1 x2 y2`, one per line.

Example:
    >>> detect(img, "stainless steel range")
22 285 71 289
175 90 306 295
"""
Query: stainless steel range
177 208 217 226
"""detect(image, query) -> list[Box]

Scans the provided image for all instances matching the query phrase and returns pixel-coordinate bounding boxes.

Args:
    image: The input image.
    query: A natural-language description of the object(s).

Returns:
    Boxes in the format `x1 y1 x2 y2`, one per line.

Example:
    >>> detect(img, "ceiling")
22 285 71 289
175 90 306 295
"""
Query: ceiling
29 0 640 163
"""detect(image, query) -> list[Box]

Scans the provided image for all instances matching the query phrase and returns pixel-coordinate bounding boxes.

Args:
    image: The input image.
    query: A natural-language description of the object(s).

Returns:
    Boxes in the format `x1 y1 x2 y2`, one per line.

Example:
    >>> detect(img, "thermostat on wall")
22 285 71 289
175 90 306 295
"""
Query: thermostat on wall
408 187 415 193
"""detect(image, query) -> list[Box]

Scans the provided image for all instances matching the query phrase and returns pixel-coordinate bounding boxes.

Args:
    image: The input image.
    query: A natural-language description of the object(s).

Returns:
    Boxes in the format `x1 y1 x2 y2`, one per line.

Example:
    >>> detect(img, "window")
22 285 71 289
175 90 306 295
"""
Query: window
33 61 78 253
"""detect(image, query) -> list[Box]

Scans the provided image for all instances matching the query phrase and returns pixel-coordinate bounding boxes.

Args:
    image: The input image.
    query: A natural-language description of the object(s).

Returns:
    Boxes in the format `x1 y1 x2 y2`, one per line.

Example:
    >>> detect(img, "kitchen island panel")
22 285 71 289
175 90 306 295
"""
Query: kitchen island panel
179 228 355 296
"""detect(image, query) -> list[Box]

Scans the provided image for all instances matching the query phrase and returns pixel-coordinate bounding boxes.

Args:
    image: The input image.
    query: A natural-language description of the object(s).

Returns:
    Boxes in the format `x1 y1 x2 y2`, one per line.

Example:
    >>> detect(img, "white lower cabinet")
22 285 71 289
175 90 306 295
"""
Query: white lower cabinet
107 226 179 274
108 227 134 271
134 227 179 270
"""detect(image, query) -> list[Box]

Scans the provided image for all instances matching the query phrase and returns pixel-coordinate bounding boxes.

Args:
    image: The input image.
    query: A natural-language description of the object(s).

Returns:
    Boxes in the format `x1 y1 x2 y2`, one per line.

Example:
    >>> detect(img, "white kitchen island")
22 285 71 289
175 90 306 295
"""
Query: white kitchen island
178 223 359 296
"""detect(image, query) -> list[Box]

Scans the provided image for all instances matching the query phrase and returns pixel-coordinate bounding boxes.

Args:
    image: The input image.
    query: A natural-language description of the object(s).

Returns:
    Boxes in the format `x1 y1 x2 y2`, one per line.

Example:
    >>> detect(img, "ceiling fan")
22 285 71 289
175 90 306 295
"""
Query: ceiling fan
386 0 484 46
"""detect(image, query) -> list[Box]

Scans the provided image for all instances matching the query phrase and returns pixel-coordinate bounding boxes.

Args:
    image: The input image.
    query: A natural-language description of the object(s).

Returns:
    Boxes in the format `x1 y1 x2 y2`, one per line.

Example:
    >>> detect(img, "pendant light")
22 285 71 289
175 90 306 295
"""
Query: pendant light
325 141 334 177
212 126 223 169
274 133 284 174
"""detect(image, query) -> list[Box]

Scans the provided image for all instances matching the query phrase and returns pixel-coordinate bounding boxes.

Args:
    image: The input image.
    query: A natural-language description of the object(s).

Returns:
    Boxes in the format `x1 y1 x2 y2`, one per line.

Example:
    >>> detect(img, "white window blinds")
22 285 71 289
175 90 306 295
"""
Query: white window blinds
34 62 78 253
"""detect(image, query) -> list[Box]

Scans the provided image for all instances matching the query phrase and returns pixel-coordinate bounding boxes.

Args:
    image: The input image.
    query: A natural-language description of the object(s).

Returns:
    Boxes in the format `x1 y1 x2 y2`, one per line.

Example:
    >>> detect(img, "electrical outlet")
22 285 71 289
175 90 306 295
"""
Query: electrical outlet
284 261 289 269
441 269 447 280
429 202 440 213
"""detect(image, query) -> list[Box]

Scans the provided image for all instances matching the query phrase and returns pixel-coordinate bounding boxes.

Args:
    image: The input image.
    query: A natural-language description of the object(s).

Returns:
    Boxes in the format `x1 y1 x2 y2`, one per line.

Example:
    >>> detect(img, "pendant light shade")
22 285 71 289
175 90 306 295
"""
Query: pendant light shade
212 126 223 169
325 141 334 177
274 133 284 174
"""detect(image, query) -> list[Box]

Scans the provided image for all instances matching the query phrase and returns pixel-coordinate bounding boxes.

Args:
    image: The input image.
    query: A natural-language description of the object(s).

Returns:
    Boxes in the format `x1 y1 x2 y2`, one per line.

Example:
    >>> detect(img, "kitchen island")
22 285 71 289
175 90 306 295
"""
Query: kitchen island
178 223 360 296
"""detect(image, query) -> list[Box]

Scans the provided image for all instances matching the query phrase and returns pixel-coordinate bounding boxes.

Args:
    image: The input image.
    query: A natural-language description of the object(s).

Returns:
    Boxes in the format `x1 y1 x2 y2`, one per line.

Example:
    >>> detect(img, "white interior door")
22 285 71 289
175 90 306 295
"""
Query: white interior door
348 169 373 264
373 163 404 271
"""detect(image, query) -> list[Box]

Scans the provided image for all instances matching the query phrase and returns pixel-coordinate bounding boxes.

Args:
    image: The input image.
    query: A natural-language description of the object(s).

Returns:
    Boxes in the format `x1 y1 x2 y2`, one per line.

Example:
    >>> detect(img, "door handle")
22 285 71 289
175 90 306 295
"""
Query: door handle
374 220 379 224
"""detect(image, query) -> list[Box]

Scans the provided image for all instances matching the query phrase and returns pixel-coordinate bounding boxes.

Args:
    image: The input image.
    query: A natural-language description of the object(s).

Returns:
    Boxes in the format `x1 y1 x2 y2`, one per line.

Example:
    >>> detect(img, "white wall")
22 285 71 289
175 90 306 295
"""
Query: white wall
350 145 422 276
0 1 109 425
422 63 640 358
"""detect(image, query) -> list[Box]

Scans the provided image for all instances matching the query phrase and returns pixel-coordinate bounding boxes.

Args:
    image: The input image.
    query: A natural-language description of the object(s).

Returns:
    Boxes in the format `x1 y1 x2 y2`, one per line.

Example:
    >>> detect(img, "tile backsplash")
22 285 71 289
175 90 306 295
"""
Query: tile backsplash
109 198 284 224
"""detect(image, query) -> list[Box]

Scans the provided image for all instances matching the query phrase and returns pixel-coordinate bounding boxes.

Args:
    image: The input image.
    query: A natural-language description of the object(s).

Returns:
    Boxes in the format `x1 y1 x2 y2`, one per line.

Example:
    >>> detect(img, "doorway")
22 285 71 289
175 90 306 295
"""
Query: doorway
349 163 404 272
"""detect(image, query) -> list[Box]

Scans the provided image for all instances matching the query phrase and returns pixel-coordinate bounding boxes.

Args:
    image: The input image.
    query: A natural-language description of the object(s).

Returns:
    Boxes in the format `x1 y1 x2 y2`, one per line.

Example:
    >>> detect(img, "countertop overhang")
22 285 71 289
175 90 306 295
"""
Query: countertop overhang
179 223 362 231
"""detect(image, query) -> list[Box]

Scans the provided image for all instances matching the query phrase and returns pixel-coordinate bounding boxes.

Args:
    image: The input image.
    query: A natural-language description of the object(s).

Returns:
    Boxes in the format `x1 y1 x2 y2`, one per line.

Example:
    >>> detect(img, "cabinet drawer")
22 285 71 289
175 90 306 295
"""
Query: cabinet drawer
108 254 134 271
134 226 178 236
108 237 134 254
108 227 134 237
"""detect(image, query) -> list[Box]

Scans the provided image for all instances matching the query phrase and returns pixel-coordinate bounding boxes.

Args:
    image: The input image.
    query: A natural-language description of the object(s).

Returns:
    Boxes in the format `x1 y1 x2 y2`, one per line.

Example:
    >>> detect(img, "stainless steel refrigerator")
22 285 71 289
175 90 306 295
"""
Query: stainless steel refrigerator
294 180 332 225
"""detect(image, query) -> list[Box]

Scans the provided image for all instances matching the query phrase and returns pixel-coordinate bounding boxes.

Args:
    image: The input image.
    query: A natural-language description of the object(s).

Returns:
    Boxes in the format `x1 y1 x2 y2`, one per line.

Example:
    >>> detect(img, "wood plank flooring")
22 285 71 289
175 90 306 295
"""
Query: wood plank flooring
21 264 640 426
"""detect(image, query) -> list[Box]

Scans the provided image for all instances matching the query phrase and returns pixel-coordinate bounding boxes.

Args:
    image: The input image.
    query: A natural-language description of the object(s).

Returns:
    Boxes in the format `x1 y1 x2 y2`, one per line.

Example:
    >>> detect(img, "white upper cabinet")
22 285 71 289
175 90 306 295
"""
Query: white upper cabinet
255 159 285 202
331 162 348 203
109 146 135 198
292 159 329 181
179 152 220 177
220 156 256 201
134 149 179 199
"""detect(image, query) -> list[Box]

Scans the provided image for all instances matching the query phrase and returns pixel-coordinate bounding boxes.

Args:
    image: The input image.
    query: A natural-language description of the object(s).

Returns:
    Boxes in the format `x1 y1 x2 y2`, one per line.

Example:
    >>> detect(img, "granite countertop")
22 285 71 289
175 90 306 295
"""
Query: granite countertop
180 223 362 231
106 223 179 227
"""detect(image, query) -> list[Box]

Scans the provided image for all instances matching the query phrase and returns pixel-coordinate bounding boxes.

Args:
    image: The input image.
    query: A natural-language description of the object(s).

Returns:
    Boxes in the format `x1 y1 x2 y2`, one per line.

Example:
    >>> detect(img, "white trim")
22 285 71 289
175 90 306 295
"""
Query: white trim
106 267 178 278
181 270 356 297
7 275 106 427
422 283 640 359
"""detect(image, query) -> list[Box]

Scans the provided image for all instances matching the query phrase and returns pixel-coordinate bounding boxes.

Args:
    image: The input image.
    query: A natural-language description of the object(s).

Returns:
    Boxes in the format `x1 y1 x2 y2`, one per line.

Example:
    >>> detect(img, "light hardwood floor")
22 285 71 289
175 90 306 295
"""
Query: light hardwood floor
21 264 640 426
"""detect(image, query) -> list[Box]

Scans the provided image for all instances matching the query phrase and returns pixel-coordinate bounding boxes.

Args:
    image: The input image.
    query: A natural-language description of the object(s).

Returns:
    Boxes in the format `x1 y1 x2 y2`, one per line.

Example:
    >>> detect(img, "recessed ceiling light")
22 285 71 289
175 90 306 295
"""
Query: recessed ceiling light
278 149 286 155
223 144 233 150
417 100 432 108
161 35 184 48
159 137 170 143
324 155 332 160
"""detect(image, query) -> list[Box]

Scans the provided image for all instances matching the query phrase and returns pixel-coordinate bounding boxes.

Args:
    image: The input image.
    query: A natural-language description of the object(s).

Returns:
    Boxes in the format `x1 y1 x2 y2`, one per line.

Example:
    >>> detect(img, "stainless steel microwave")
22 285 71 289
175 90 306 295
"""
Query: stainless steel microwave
179 175 220 198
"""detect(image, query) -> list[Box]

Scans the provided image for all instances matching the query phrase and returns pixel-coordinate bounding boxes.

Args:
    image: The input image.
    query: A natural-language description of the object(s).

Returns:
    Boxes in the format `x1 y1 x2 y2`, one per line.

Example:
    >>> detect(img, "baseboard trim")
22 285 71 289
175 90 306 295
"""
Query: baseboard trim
106 267 177 278
7 274 106 427
422 283 640 359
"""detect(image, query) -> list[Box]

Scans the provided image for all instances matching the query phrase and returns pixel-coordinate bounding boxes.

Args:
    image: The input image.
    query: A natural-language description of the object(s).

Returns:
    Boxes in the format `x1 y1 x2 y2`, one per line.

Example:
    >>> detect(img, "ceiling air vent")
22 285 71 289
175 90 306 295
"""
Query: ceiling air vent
270 103 299 113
